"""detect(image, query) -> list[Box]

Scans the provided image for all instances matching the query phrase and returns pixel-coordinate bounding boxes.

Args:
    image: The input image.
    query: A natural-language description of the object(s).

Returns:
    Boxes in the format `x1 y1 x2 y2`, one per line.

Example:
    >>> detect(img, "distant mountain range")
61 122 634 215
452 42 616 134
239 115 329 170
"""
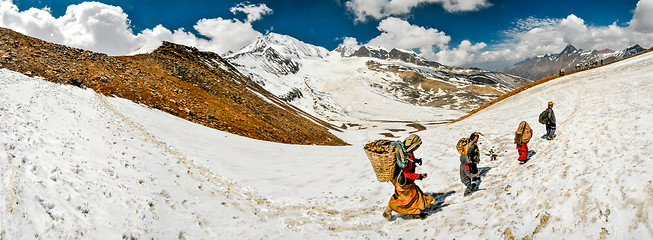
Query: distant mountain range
227 34 530 123
503 44 646 80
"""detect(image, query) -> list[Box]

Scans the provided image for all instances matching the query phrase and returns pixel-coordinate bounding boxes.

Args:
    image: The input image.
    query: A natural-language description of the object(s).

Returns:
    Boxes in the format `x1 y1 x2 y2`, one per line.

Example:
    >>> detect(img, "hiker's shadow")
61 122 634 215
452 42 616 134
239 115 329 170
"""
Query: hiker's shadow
528 150 536 159
471 167 493 194
478 166 492 177
393 190 456 220
422 190 455 216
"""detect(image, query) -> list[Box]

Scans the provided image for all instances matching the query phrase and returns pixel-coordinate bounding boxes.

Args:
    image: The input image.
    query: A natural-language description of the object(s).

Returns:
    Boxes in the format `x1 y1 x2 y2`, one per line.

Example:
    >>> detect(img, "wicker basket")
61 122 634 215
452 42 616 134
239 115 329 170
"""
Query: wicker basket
364 140 397 182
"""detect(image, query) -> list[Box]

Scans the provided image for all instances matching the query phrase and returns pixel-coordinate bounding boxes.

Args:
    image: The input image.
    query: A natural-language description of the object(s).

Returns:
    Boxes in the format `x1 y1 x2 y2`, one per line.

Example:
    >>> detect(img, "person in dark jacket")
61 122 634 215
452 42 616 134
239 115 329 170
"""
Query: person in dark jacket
459 132 481 196
383 134 434 220
545 101 556 140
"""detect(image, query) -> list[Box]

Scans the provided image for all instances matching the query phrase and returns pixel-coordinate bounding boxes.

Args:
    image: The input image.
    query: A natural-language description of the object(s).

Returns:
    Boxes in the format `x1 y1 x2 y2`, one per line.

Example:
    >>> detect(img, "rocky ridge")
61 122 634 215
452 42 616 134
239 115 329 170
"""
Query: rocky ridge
345 46 531 110
0 27 346 146
504 44 646 80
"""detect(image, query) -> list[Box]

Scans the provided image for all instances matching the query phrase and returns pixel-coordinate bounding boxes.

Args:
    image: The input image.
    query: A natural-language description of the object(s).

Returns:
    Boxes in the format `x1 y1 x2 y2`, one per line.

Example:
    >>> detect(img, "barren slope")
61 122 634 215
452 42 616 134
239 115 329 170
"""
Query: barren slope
0 27 345 145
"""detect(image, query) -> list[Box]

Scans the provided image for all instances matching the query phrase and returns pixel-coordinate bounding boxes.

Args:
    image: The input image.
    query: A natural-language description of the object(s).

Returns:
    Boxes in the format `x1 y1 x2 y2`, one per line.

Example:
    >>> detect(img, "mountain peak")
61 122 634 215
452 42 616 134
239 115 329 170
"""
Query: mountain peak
235 32 329 60
627 44 644 52
349 46 389 59
560 44 578 54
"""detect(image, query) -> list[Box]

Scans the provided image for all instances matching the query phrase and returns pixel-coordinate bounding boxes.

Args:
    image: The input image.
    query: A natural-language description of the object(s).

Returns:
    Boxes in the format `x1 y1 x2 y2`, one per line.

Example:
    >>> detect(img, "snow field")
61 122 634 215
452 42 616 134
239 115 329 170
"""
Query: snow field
0 70 309 239
423 52 653 239
0 51 651 239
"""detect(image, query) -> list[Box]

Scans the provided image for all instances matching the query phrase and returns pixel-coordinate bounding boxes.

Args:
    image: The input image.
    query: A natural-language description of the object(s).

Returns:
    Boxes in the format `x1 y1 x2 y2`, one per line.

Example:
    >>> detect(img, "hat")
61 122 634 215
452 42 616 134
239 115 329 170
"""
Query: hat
469 132 477 140
404 134 422 152
548 101 554 106
469 132 483 142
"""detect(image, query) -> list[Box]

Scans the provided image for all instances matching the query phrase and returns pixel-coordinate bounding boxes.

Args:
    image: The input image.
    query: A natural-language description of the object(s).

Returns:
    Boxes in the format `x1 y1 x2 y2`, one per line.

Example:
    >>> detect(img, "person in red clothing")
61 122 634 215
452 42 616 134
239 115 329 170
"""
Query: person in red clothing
514 121 533 163
383 134 435 220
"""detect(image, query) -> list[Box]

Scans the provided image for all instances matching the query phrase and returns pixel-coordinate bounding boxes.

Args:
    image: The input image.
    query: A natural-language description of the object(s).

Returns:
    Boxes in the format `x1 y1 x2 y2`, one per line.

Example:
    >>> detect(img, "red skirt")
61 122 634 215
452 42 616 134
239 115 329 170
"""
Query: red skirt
517 144 528 161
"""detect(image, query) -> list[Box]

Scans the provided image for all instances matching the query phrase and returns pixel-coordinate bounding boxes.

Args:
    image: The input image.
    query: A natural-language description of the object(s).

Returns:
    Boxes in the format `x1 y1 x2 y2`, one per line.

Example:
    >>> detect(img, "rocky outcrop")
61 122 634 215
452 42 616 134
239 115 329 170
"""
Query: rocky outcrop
387 49 441 68
350 46 390 59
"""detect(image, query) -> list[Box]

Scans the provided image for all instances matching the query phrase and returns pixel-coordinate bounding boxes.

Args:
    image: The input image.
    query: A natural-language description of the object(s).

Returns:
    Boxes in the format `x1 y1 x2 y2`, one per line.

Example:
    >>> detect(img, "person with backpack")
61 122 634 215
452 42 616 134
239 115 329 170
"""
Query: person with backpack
383 134 435 220
514 121 533 163
542 101 556 140
459 132 482 196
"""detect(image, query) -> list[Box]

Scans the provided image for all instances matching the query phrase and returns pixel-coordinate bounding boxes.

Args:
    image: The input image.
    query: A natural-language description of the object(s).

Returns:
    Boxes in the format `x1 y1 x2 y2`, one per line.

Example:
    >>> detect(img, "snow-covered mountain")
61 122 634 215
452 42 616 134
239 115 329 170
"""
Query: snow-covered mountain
504 44 646 80
235 33 330 60
1 42 651 239
348 46 442 68
227 33 530 125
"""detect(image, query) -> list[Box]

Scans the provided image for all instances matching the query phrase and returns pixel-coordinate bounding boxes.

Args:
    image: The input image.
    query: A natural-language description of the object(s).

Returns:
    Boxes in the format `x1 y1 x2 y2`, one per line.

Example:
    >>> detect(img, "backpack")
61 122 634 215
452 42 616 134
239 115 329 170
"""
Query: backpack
515 121 533 144
538 110 548 124
456 137 473 154
457 131 483 154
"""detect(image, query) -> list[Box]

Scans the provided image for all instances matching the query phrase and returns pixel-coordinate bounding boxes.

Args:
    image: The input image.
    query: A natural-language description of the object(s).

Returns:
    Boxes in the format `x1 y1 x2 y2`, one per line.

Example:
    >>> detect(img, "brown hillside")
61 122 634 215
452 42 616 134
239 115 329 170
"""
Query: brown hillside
0 27 346 146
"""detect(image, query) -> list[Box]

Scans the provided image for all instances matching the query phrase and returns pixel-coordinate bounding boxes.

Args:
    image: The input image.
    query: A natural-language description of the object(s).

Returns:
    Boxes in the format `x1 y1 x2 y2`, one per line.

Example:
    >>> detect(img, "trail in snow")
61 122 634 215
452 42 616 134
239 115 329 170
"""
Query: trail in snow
99 93 387 234
0 70 388 239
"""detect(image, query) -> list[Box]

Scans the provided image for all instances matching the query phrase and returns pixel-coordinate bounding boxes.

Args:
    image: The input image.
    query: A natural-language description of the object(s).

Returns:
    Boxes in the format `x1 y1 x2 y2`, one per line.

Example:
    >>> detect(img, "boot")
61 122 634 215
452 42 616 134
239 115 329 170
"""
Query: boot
427 198 435 208
382 206 393 219
464 183 476 196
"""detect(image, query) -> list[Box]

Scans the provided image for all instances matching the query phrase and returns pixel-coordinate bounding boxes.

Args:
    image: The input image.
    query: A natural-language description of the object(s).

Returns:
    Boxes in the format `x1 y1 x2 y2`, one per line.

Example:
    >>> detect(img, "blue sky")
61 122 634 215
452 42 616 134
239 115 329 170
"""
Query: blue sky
2 0 652 69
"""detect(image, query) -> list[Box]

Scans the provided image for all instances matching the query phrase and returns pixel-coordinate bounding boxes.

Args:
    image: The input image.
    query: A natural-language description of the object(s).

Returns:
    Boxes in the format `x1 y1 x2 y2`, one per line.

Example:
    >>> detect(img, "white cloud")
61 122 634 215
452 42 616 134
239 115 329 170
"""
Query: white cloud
434 40 486 66
629 0 653 33
230 3 272 23
435 10 653 69
335 37 361 56
506 16 560 35
0 1 136 55
192 18 263 54
366 17 450 57
354 4 653 70
57 2 137 55
0 1 266 56
345 0 491 22
341 36 360 47
337 36 361 51
491 13 652 61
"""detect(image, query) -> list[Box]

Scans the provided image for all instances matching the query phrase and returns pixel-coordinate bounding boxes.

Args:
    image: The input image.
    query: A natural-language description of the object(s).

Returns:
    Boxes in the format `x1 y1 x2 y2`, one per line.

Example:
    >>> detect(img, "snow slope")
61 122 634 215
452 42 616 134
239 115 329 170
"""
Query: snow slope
1 51 652 239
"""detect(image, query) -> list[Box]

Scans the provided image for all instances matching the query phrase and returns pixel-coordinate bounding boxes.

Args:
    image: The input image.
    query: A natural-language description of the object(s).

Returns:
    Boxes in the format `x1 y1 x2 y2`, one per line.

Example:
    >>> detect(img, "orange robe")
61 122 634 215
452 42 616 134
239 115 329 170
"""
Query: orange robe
388 156 434 215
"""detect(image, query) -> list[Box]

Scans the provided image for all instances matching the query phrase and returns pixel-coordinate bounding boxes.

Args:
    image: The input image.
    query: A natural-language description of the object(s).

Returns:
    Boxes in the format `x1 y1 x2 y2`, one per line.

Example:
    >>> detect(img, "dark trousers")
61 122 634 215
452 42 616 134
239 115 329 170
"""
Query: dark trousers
459 163 477 187
546 123 556 138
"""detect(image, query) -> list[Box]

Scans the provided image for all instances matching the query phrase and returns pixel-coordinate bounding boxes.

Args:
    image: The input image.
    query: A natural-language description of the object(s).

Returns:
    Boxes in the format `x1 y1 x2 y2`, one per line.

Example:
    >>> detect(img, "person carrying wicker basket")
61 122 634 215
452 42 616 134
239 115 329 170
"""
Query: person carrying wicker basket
382 134 435 220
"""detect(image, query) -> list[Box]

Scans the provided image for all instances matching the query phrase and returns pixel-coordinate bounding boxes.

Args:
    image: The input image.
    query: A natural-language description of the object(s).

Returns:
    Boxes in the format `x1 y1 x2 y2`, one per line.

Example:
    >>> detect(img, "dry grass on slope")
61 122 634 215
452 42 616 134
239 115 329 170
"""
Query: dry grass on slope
452 46 653 123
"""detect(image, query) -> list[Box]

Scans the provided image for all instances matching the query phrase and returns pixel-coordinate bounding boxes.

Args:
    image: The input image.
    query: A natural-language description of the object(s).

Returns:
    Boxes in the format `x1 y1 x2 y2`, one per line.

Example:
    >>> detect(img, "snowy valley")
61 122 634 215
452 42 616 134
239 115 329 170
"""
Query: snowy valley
0 39 651 240
227 33 531 126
